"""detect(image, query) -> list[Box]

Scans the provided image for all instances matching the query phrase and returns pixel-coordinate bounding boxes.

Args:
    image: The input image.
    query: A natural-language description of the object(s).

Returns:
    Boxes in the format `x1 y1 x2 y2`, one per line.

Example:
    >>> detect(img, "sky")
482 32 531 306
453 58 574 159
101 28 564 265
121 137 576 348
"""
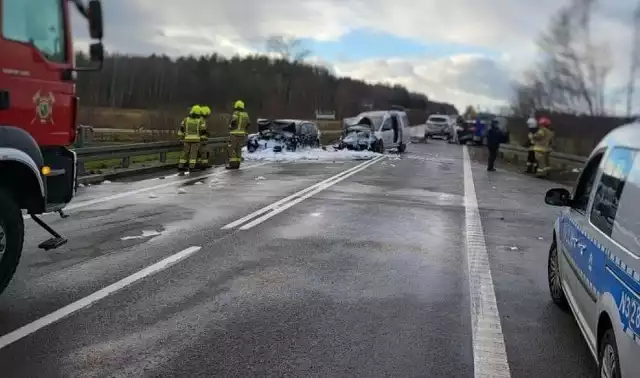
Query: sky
71 0 639 114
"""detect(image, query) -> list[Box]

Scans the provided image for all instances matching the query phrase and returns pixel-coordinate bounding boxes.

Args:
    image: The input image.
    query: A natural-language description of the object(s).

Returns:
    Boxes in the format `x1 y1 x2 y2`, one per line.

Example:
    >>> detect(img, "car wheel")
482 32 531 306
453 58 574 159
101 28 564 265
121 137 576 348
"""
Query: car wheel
398 142 406 153
548 240 569 310
0 189 23 295
599 329 621 378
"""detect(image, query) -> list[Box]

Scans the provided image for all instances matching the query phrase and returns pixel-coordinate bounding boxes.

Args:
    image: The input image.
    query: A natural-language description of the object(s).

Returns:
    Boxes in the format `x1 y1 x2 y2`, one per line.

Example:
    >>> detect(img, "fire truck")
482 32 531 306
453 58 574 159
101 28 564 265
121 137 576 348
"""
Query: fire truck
0 0 104 294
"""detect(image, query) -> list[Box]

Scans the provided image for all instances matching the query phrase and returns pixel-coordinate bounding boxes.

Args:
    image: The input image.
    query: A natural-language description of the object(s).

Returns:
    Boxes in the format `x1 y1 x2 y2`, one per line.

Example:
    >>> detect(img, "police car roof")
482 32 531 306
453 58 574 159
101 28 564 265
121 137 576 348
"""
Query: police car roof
593 121 640 158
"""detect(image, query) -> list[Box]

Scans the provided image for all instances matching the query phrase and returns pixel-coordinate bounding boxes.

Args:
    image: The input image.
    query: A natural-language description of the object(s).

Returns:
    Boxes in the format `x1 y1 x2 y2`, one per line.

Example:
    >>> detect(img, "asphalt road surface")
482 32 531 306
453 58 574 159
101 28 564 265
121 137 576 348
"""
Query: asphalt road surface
0 141 595 377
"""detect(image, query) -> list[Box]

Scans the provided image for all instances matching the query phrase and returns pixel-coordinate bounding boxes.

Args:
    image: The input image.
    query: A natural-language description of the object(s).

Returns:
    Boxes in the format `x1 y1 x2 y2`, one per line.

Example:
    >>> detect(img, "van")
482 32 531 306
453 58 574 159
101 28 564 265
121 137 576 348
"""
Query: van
341 110 409 152
544 122 640 377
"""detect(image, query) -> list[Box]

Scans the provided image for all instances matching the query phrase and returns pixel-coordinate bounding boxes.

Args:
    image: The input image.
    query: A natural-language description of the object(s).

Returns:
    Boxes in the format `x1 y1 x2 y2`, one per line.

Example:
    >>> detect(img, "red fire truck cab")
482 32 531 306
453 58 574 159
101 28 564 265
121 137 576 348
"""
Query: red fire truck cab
0 0 104 294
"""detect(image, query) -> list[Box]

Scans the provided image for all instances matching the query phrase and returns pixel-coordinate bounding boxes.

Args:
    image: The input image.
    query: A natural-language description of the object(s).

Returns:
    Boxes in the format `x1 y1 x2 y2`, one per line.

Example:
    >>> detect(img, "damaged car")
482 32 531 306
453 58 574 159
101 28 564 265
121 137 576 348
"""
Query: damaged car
246 119 322 153
337 110 409 153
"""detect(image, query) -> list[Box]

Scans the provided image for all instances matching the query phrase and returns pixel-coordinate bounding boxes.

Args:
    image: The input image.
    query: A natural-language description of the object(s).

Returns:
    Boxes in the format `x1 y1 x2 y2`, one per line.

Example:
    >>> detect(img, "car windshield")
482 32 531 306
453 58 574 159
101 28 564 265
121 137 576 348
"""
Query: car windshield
429 116 448 123
350 115 383 128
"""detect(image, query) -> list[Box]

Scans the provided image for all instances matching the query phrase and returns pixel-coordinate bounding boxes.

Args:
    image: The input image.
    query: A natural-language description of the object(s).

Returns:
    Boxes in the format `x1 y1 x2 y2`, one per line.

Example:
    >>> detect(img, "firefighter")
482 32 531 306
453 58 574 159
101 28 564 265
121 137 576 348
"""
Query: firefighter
178 105 206 174
197 105 212 168
226 100 250 169
532 117 554 178
525 116 538 173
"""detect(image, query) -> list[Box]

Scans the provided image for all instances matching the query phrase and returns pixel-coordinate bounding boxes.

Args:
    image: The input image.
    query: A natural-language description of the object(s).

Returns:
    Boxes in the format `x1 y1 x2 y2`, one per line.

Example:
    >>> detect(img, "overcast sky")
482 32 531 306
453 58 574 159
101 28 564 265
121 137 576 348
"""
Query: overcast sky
73 0 639 113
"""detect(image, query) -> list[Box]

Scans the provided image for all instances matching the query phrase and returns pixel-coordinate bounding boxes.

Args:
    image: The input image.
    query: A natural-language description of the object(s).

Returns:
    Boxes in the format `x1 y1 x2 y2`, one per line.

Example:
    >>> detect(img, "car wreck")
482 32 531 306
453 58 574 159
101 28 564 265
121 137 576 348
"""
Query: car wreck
246 119 321 153
337 110 408 153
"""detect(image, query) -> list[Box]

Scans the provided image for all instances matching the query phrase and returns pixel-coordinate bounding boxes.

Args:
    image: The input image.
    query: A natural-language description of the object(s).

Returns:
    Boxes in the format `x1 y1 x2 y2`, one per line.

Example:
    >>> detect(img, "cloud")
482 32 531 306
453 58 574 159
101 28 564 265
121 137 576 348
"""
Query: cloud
70 0 639 113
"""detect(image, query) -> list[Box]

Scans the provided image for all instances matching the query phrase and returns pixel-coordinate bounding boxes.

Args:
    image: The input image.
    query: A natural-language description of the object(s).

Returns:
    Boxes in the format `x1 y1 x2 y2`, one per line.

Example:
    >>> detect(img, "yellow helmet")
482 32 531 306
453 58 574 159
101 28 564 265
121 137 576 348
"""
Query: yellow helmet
233 100 245 110
189 105 202 115
201 106 211 116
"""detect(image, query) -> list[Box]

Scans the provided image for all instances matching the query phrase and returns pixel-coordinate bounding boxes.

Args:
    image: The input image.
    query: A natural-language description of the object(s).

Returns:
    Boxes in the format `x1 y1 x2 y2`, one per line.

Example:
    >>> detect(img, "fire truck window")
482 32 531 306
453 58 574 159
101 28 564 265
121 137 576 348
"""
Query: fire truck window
2 0 66 63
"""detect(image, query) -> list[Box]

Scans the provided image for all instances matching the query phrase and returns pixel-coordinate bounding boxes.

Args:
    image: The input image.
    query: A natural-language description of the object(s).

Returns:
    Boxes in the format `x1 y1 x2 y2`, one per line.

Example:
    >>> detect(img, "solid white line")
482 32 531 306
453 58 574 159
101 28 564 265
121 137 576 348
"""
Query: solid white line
462 145 511 378
0 246 202 350
238 155 383 230
23 162 268 219
221 156 385 230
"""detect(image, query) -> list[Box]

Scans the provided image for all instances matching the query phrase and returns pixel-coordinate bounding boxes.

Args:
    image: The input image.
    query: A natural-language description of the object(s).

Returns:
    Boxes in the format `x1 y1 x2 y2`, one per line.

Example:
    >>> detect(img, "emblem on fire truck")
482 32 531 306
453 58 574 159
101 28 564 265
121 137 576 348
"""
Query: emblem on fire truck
31 90 55 124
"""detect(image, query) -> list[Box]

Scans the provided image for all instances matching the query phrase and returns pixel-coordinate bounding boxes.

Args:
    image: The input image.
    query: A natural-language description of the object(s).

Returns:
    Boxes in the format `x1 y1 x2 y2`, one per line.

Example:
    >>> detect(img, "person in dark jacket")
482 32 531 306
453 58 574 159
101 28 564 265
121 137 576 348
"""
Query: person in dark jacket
486 119 508 171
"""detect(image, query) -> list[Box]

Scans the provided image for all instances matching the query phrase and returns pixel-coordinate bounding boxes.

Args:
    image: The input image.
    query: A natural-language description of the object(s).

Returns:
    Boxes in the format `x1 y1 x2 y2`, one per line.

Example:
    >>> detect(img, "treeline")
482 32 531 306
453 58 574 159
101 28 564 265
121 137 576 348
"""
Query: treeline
75 53 457 120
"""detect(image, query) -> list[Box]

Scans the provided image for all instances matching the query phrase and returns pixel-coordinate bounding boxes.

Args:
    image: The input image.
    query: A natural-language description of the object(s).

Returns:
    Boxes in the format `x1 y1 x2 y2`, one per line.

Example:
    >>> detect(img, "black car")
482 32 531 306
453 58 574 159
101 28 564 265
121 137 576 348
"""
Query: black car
247 119 321 152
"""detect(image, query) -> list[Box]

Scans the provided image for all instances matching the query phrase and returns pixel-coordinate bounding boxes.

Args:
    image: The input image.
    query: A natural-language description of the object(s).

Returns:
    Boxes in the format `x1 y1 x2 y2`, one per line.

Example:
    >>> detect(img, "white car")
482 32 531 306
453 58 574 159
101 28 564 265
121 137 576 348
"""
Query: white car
340 110 409 153
425 114 452 139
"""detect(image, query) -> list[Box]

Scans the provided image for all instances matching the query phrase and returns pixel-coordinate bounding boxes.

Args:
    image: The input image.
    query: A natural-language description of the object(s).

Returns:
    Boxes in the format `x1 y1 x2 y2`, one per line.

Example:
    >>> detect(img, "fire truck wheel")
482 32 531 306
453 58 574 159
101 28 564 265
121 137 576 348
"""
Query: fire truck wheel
0 189 23 295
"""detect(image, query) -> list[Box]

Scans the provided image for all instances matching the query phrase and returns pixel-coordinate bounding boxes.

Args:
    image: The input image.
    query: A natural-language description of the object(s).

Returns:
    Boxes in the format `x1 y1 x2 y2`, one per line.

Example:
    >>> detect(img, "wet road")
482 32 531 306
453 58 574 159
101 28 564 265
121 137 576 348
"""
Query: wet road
0 141 595 377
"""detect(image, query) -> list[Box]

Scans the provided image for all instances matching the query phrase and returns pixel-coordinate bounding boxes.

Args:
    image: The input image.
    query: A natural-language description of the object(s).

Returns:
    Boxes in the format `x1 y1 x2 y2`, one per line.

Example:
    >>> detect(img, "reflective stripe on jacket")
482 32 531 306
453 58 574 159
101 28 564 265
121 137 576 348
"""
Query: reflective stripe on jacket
229 111 250 135
183 117 205 142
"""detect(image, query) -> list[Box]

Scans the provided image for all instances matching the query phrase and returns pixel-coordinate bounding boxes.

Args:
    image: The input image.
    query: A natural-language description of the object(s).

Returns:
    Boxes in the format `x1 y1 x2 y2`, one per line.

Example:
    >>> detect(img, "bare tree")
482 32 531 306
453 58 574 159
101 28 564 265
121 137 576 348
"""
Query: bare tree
627 2 640 116
266 35 311 62
513 0 612 115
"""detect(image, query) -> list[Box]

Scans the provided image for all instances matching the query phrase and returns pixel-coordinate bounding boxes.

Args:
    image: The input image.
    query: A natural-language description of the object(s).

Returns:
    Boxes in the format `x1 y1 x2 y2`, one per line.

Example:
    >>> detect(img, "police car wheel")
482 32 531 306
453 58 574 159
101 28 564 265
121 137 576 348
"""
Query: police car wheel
599 329 621 378
548 241 569 310
0 189 23 295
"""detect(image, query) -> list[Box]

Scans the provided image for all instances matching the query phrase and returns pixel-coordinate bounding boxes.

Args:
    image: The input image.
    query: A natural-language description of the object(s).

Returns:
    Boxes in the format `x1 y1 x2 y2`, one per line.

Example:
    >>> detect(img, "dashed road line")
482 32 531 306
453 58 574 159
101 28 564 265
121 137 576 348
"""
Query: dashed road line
222 155 385 230
0 246 202 351
462 145 511 378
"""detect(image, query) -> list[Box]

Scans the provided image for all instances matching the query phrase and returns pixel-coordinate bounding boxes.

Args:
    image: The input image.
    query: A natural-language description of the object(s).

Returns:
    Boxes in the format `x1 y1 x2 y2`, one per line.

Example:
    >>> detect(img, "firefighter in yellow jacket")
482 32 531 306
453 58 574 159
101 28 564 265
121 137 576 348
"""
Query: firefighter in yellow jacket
178 105 207 173
197 105 212 168
226 100 250 169
531 117 554 177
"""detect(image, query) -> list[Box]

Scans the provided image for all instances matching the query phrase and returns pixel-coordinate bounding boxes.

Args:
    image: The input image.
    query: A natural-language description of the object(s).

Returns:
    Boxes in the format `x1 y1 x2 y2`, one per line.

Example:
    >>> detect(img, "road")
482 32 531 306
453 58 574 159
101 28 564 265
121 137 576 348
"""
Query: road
0 140 595 377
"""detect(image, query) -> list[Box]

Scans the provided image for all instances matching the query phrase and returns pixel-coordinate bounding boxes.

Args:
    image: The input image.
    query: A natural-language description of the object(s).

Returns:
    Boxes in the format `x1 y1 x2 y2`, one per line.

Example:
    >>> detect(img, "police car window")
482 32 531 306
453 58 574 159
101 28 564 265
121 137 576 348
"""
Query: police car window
590 148 635 236
572 153 603 213
610 150 640 255
1 0 66 63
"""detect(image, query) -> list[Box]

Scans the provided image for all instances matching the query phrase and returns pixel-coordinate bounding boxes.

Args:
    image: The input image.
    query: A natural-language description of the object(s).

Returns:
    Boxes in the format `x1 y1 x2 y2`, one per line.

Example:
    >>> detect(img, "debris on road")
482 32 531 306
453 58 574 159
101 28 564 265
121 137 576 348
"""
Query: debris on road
102 180 112 184
148 193 158 199
178 188 187 194
195 181 204 185
509 246 519 251
255 176 266 180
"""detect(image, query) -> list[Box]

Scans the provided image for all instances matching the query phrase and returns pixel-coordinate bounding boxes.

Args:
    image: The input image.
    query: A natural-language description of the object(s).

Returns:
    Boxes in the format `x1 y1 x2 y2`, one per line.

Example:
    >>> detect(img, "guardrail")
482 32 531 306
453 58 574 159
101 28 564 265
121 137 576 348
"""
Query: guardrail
499 144 586 169
75 137 229 176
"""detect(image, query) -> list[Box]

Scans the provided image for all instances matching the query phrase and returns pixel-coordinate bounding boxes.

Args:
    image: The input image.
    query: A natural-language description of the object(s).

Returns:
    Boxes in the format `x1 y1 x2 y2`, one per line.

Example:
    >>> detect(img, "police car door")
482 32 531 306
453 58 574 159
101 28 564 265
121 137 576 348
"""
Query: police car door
591 148 640 360
559 151 604 336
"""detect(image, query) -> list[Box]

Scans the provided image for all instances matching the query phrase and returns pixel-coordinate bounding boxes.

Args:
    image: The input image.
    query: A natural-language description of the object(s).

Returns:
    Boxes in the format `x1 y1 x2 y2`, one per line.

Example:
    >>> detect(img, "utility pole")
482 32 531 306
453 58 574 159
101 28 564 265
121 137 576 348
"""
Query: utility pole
626 2 640 116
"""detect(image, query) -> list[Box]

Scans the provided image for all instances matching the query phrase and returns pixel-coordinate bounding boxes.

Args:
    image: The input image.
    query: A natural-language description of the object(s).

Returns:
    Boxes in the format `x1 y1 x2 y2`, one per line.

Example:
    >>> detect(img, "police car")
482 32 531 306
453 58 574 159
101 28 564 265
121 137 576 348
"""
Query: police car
545 122 640 377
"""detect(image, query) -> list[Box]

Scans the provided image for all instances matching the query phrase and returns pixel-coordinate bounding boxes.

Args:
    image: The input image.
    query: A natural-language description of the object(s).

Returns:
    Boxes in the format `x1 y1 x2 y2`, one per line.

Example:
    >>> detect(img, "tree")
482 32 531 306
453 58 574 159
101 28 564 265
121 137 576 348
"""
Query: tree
627 2 640 116
512 0 612 115
75 52 455 129
462 105 477 119
266 35 311 62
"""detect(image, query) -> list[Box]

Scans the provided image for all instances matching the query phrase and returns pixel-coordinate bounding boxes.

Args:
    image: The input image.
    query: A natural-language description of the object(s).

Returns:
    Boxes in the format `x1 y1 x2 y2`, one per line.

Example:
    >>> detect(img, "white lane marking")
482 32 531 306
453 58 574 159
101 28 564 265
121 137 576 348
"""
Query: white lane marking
221 156 385 230
24 163 268 219
0 246 202 351
462 146 511 378
238 156 383 230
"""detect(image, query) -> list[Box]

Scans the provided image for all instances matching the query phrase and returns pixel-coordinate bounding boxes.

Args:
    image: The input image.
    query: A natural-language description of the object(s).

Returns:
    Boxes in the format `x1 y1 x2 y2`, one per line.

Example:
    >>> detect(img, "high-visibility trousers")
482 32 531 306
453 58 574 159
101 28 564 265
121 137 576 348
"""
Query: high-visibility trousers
179 141 200 169
226 133 245 169
535 151 550 176
526 149 537 173
198 141 211 167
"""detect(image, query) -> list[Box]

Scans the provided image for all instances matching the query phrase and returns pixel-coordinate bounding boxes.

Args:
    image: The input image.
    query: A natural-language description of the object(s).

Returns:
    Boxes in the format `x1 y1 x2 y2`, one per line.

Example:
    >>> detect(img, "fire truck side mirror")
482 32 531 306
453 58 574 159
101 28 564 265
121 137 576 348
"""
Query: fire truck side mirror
89 43 104 63
88 0 103 40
